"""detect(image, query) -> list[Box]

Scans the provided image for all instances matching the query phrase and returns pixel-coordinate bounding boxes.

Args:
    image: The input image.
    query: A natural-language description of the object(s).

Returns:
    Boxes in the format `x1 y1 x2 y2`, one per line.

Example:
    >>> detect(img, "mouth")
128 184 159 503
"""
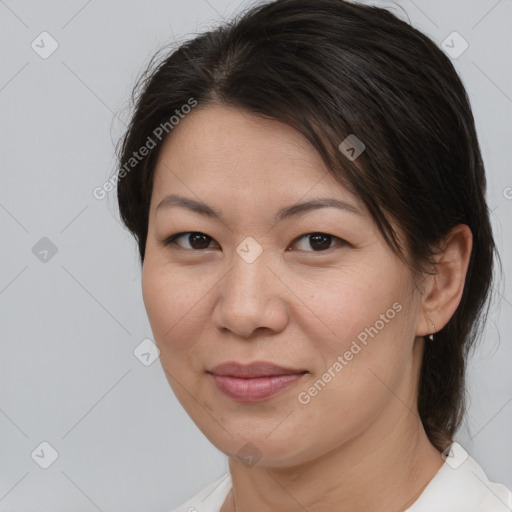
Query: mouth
207 361 308 402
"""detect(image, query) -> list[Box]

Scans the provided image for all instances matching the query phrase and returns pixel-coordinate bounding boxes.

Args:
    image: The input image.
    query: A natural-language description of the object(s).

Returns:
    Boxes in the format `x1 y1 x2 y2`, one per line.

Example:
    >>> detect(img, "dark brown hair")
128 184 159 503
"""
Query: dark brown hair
115 0 499 452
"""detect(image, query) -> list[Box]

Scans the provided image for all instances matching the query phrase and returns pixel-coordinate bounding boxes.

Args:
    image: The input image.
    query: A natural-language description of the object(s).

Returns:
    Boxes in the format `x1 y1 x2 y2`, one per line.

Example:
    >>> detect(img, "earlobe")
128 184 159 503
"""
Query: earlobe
417 224 473 337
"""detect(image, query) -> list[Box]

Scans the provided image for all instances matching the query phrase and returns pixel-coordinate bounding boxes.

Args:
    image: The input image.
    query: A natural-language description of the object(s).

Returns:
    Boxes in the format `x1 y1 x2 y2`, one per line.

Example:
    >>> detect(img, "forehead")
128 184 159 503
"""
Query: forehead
152 104 363 209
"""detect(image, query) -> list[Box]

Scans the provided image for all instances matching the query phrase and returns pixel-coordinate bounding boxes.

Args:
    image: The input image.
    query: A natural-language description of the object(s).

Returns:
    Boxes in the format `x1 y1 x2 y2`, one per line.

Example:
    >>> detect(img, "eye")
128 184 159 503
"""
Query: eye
290 232 346 252
161 231 347 252
162 232 218 250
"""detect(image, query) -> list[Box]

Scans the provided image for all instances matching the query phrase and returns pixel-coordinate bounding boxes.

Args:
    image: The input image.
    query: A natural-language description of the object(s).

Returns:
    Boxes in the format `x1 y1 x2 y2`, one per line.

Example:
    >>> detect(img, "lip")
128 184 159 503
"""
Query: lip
208 361 307 378
207 361 308 402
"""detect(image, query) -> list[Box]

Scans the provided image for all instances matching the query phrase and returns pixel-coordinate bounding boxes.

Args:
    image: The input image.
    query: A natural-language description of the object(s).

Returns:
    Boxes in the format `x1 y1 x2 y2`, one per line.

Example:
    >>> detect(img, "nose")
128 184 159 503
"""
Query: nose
211 249 290 339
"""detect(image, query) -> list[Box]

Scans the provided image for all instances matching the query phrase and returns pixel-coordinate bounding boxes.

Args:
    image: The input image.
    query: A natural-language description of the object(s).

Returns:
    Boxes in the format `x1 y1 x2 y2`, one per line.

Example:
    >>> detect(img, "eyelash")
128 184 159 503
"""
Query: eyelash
161 232 348 253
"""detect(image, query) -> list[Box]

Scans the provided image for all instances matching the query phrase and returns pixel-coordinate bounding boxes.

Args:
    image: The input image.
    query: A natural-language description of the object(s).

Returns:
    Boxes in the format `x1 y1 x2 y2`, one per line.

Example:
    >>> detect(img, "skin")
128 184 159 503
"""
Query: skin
141 104 473 512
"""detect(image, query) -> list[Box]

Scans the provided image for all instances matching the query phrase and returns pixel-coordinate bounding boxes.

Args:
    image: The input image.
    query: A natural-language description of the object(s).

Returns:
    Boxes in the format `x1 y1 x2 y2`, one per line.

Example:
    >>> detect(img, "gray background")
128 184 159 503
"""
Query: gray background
1 0 511 510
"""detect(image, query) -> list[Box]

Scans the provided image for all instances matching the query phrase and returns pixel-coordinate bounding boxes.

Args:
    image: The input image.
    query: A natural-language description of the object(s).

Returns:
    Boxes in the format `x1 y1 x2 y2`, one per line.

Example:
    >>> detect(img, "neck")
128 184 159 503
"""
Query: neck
223 417 443 512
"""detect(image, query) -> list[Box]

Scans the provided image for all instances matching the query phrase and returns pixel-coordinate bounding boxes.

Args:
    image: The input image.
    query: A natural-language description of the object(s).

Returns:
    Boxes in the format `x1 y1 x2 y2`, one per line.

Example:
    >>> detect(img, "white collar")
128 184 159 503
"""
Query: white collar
171 442 511 512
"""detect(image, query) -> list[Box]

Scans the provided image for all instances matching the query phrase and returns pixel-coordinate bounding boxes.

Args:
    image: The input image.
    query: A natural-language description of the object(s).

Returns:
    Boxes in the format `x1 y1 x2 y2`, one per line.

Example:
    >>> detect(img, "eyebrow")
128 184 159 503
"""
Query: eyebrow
155 194 362 223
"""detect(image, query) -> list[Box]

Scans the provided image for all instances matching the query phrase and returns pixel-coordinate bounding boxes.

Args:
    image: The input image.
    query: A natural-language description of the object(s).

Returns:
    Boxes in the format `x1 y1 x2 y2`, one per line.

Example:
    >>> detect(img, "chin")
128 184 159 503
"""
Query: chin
203 428 313 470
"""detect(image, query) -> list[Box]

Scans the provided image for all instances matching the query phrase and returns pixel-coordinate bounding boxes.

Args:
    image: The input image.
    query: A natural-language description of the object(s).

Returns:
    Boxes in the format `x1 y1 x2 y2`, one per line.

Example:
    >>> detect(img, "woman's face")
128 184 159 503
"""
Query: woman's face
142 104 426 468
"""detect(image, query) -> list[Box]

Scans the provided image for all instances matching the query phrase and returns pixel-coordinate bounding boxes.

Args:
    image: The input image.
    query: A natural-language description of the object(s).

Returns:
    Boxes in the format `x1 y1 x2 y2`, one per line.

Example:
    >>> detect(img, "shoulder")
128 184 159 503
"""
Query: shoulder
167 472 232 512
408 442 512 512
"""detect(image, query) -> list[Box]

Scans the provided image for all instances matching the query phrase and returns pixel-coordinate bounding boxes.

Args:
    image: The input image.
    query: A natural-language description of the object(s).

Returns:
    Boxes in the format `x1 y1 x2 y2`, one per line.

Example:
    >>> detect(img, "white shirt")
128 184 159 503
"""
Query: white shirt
169 442 512 512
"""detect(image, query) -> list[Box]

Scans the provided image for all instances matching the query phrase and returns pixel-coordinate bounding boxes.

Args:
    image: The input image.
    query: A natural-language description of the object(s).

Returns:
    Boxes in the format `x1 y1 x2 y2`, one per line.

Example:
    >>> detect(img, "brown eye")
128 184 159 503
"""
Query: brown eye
292 232 345 252
163 232 216 250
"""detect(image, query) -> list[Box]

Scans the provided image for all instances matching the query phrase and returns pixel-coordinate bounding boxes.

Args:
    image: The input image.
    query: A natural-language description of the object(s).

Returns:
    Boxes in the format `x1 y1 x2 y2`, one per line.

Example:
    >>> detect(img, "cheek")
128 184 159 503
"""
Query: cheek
291 310 414 460
297 268 414 406
141 262 215 415
295 266 405 358
141 262 209 366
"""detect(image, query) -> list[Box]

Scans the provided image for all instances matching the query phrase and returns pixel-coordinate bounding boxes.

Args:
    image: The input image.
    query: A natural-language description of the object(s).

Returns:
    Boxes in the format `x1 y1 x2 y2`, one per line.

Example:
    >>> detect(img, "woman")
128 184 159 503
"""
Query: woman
115 0 512 510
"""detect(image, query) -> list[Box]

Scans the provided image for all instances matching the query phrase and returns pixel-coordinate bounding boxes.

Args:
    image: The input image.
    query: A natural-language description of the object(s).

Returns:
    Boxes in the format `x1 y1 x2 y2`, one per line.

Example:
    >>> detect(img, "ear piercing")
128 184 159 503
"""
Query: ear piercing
427 318 436 341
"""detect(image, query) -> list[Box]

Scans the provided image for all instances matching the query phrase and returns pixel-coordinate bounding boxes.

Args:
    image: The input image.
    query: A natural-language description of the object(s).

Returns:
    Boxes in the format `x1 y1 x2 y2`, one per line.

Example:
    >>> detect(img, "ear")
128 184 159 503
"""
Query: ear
416 224 473 337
